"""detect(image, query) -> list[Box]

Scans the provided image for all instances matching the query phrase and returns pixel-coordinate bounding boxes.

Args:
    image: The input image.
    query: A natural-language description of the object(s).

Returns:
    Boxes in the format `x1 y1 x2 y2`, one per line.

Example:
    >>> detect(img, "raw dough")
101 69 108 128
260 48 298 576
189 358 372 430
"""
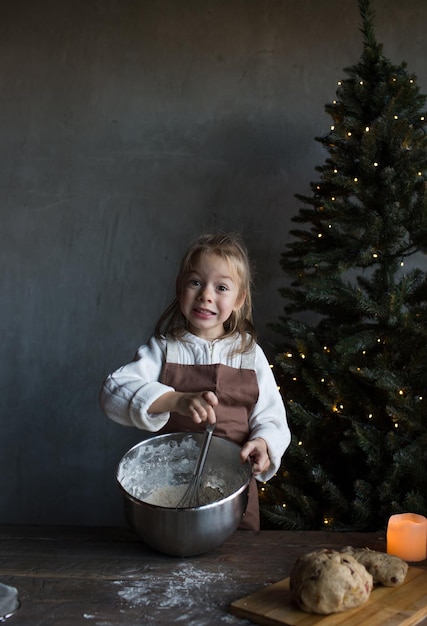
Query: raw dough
290 549 373 614
341 547 408 586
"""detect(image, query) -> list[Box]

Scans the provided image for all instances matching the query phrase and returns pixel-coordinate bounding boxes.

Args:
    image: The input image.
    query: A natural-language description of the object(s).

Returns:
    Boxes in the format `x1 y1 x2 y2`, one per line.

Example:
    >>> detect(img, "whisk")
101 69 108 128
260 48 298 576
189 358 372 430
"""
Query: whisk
177 422 216 508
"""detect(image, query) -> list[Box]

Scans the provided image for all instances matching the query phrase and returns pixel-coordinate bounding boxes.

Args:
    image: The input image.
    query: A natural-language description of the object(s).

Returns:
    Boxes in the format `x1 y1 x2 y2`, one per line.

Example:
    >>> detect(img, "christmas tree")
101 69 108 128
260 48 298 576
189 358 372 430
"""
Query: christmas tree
261 0 427 531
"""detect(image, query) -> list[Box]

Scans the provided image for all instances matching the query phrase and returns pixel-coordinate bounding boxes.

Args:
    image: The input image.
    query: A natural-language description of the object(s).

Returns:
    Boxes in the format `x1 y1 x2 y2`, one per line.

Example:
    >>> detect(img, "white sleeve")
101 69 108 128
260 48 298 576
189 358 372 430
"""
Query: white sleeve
99 335 175 431
249 345 291 483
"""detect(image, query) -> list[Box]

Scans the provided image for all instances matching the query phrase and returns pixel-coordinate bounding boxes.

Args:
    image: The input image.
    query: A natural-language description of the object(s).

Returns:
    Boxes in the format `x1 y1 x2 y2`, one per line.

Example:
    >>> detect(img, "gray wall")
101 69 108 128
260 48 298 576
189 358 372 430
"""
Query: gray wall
2 0 426 525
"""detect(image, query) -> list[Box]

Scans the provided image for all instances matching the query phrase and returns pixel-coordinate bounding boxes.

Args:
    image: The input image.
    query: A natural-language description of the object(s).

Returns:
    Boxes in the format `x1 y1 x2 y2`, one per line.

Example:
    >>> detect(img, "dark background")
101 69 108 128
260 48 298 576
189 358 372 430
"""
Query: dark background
2 0 426 525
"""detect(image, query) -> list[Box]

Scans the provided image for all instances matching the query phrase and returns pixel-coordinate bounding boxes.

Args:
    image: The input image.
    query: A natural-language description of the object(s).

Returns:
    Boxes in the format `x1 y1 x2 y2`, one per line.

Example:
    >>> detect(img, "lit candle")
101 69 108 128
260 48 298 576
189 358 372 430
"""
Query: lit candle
387 513 427 562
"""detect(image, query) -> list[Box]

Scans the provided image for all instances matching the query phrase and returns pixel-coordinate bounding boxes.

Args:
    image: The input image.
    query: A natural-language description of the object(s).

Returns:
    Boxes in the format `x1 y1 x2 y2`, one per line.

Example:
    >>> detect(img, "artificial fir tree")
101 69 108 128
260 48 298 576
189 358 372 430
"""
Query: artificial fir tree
261 0 427 531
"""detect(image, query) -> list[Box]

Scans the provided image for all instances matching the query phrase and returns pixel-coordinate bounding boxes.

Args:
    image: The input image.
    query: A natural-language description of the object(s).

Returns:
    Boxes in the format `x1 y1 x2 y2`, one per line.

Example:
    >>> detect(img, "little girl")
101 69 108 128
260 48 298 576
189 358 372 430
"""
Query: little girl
99 232 290 530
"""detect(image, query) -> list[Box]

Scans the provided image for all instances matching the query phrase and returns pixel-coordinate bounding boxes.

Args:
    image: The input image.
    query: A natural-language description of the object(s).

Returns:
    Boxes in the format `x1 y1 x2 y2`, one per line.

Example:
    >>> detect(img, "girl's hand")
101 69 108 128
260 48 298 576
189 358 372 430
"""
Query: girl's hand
175 390 218 425
148 390 218 424
240 437 270 476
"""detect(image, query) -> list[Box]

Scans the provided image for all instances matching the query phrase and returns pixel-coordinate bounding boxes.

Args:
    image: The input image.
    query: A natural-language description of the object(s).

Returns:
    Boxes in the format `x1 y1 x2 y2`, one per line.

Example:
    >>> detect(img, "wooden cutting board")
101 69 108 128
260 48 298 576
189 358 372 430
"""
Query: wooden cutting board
230 567 427 626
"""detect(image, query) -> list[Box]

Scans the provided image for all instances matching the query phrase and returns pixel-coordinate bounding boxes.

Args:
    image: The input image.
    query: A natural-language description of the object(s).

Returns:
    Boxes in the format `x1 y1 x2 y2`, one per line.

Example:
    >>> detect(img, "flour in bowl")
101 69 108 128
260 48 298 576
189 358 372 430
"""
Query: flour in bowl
143 482 224 507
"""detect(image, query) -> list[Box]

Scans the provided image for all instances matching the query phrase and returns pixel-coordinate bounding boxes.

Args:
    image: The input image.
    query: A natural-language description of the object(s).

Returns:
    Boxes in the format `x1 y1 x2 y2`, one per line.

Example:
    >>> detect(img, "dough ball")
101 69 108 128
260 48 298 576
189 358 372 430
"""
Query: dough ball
341 547 408 587
290 549 373 614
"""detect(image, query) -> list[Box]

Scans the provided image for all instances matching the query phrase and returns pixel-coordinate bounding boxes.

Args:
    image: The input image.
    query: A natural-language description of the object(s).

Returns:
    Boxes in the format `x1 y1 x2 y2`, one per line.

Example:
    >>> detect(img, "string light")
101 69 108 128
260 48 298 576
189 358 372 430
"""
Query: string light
373 162 379 167
365 126 370 132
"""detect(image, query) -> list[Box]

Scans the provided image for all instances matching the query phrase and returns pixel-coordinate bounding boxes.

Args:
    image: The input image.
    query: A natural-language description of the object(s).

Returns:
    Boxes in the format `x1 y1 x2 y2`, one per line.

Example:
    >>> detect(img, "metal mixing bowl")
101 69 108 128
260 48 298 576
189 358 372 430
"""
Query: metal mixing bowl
116 432 252 556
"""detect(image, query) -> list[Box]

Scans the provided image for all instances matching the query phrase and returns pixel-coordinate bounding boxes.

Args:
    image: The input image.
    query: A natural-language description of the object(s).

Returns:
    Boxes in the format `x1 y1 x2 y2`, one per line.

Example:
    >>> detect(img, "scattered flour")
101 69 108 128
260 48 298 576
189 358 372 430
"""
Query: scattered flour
114 563 248 624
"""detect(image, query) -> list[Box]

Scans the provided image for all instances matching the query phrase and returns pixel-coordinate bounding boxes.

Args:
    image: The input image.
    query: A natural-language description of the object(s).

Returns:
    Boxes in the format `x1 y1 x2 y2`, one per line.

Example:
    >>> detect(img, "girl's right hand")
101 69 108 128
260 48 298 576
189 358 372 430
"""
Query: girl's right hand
175 390 218 425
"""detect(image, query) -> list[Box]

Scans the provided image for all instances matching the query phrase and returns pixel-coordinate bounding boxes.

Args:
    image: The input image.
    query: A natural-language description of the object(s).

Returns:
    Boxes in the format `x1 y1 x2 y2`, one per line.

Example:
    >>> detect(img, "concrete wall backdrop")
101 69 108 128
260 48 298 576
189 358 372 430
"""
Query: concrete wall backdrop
1 0 426 525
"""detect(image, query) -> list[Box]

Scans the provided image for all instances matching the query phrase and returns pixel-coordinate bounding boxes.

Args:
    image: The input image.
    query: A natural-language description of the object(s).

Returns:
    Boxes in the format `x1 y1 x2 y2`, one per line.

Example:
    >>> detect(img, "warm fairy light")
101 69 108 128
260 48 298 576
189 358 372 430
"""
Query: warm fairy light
333 168 338 173
331 196 336 201
373 162 379 167
354 177 358 182
394 423 399 429
410 79 414 83
300 353 306 359
347 132 352 137
421 116 425 121
399 389 404 396
333 100 337 104
318 233 323 238
362 350 366 354
368 413 373 419
286 352 293 358
359 80 364 85
321 378 325 383
337 81 342 85
373 252 378 258
330 125 335 131
418 172 423 176
292 377 297 381
394 115 399 120
298 441 303 446
365 126 370 131
377 338 381 343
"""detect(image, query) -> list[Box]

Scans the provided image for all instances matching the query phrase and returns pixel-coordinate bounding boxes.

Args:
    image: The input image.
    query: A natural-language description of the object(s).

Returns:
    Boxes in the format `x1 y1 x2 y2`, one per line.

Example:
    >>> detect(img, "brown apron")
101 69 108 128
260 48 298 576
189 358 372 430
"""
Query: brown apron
159 337 260 530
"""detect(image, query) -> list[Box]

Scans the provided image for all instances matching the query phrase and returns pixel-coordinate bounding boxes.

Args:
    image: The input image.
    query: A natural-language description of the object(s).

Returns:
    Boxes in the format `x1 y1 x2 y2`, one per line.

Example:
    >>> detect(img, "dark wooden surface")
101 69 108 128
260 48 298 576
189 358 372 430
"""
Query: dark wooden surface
1 525 426 626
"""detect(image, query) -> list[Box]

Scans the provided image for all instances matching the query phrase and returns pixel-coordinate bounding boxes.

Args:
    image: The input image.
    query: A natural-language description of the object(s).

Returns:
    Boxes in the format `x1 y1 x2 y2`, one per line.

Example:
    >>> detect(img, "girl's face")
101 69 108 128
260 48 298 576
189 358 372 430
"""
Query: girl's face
179 252 245 341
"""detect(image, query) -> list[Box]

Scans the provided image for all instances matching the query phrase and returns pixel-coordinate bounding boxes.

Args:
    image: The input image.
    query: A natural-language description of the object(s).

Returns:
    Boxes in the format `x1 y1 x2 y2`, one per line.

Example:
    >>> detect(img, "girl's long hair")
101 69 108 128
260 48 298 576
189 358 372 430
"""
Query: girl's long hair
154 232 257 353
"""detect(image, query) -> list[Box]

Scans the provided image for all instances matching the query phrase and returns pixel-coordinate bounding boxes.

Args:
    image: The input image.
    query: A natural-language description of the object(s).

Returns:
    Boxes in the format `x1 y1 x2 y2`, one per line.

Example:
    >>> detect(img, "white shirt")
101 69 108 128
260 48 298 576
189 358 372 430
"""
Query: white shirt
99 331 290 482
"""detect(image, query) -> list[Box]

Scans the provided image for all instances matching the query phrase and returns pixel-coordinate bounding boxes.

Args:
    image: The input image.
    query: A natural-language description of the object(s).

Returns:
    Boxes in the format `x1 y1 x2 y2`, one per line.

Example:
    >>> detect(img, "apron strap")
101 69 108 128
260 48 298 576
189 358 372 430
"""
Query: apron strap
165 337 180 363
240 347 256 370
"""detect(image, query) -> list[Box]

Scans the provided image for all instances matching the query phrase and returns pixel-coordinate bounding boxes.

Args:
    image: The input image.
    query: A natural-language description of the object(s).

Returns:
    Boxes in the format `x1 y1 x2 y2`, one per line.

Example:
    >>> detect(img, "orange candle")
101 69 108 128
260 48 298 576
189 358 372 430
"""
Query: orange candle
387 513 427 562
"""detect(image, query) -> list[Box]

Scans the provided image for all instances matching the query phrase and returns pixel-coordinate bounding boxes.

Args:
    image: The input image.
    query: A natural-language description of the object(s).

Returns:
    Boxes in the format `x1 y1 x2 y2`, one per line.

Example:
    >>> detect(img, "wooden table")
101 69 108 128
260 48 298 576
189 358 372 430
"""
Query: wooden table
1 525 426 625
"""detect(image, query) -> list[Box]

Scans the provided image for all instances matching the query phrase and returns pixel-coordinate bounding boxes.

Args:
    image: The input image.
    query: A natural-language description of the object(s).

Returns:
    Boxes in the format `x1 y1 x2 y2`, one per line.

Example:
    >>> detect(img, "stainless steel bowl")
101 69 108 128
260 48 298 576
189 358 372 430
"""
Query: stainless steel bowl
116 432 252 556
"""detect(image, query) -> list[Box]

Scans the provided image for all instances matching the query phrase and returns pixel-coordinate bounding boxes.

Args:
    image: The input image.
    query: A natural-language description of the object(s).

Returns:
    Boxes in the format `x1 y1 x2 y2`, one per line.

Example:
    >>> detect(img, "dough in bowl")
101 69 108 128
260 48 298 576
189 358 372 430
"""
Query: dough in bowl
290 549 373 614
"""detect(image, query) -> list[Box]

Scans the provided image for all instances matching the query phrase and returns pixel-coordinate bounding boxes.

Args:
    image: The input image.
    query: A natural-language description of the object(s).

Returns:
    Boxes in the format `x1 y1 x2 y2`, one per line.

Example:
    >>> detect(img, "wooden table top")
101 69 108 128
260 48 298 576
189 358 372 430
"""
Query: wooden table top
1 525 426 626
